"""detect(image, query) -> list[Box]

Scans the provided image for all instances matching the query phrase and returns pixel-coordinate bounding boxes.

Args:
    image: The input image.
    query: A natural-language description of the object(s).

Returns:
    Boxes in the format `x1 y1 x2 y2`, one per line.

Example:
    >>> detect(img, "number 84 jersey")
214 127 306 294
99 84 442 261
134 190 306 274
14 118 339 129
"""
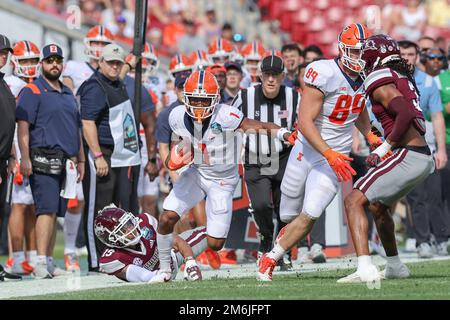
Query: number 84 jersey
303 58 366 155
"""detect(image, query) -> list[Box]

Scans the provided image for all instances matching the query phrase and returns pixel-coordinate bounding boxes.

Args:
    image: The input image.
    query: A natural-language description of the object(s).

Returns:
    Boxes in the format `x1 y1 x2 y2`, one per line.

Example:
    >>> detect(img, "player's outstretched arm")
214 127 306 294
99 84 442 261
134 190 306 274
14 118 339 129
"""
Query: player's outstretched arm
114 265 158 282
238 118 292 143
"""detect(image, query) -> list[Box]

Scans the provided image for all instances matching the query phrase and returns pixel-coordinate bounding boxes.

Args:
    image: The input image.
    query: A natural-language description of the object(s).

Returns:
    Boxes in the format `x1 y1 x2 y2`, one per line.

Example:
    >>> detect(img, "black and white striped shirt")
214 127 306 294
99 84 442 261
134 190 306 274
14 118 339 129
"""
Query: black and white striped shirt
231 84 299 165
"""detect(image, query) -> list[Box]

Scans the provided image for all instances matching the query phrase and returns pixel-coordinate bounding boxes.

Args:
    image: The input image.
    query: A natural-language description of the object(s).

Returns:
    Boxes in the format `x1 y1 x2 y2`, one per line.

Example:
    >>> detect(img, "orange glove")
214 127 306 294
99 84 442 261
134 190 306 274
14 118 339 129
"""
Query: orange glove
366 131 383 151
287 130 298 145
13 162 23 185
323 148 356 182
166 141 193 171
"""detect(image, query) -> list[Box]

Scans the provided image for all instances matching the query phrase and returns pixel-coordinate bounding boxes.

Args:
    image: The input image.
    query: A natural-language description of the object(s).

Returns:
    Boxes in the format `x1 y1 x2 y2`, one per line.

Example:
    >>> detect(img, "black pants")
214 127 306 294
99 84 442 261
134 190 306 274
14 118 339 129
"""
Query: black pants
244 151 289 253
83 144 139 271
0 161 8 252
406 170 449 245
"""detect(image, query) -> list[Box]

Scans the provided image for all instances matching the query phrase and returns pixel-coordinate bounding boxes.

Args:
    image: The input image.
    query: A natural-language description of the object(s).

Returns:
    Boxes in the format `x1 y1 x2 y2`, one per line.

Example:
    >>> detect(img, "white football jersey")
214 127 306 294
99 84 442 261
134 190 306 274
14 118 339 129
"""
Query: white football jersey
168 103 244 180
302 59 366 154
62 60 95 94
4 75 27 98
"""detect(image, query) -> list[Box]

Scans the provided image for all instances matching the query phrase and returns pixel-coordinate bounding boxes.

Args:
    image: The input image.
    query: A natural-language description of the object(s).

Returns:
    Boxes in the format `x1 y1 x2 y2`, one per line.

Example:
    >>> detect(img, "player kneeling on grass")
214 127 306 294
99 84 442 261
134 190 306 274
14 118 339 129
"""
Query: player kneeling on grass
95 204 205 282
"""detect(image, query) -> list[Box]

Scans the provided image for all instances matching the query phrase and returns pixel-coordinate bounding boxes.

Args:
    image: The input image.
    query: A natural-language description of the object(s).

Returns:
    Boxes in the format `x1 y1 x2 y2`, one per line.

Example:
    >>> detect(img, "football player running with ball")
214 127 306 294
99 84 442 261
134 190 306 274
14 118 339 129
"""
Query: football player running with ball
258 24 381 281
338 34 434 283
151 70 294 283
96 204 205 282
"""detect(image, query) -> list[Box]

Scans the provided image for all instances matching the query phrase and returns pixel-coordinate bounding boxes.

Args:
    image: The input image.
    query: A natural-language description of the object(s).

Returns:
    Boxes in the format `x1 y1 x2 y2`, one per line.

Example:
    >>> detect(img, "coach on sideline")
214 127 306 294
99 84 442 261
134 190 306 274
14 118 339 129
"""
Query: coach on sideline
78 43 141 273
232 54 298 269
16 44 84 279
0 35 18 280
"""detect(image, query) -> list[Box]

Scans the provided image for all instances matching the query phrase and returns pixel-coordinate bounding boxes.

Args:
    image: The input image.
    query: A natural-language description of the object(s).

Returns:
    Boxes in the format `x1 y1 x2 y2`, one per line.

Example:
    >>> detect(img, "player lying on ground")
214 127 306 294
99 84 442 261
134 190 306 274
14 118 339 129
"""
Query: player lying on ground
95 204 205 282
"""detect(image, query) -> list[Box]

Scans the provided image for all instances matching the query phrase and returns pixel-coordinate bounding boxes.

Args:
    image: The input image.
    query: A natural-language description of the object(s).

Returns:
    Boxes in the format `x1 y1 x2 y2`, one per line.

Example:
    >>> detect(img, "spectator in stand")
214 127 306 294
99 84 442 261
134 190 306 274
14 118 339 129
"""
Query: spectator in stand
147 28 171 58
148 0 169 31
163 9 186 50
80 0 102 27
303 45 324 64
113 15 133 46
221 23 234 42
102 0 135 39
281 44 303 88
178 19 206 55
207 64 227 104
390 0 427 42
197 4 221 45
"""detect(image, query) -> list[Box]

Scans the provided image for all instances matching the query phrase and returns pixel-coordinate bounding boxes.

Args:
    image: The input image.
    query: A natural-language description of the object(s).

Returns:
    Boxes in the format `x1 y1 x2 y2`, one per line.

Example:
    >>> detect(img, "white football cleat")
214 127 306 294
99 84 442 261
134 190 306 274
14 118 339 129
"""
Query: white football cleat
337 264 380 284
148 270 172 284
379 263 410 279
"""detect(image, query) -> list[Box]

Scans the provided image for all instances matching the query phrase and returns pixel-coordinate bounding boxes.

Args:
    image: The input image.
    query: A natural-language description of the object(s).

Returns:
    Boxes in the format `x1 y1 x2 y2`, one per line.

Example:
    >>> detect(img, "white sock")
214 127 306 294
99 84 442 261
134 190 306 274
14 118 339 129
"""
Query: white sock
37 255 47 265
156 233 173 272
47 256 54 266
27 251 37 266
13 251 26 265
64 211 82 255
385 255 401 265
357 255 373 270
267 244 286 261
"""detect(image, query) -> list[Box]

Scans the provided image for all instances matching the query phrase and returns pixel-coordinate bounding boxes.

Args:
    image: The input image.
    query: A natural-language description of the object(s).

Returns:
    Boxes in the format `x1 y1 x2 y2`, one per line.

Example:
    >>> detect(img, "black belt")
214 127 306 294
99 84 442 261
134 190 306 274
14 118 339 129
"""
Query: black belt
403 145 431 156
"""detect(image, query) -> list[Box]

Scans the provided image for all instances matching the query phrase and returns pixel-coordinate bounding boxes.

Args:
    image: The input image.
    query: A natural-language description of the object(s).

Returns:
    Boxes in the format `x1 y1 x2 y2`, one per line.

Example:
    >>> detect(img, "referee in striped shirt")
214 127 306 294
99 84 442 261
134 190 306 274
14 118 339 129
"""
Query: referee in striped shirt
232 54 299 269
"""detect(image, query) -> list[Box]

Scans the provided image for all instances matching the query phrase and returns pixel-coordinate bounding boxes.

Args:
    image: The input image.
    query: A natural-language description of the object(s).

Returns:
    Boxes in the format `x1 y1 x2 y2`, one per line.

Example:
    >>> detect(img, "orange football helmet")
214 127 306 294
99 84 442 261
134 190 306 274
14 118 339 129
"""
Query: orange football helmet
11 41 40 79
190 49 211 71
242 41 267 77
338 23 371 73
84 25 115 59
169 54 193 78
142 43 159 77
207 38 235 66
183 70 220 122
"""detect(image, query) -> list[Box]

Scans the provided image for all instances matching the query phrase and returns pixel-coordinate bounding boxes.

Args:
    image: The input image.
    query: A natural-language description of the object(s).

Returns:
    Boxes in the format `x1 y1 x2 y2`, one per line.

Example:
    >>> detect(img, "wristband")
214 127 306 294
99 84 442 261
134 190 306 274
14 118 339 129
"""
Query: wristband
185 256 194 262
372 140 392 158
94 152 103 160
276 128 290 141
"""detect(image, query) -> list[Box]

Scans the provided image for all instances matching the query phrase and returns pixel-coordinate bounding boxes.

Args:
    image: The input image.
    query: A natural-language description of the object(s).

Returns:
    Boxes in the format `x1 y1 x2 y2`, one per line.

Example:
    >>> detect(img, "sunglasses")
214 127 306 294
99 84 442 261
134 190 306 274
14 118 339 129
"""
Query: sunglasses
44 56 63 64
426 54 445 61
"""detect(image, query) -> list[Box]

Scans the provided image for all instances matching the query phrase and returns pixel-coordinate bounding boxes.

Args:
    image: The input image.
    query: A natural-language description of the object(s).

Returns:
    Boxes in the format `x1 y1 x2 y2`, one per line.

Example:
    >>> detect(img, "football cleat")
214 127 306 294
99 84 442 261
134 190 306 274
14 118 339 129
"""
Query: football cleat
0 264 22 281
379 263 410 279
33 262 53 279
337 264 380 284
310 243 327 263
218 249 237 265
148 270 172 284
204 248 221 269
11 260 34 275
257 253 276 281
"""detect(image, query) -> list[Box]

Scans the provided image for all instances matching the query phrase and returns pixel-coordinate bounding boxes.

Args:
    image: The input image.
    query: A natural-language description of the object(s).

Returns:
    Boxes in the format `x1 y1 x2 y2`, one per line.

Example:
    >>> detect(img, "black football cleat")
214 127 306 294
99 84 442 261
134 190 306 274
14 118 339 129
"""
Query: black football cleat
0 264 23 281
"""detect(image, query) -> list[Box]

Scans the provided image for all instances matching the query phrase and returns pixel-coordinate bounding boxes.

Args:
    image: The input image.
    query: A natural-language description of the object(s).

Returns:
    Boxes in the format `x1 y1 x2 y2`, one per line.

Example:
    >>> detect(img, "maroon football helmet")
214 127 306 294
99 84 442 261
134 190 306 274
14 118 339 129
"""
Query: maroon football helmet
94 205 141 248
359 34 401 78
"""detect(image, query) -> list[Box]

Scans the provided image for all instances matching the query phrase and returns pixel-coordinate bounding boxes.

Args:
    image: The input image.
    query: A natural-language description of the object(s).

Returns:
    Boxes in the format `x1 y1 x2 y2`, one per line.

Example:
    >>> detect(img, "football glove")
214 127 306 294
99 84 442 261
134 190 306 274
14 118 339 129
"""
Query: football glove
166 140 193 171
366 153 381 168
323 148 356 182
183 258 202 281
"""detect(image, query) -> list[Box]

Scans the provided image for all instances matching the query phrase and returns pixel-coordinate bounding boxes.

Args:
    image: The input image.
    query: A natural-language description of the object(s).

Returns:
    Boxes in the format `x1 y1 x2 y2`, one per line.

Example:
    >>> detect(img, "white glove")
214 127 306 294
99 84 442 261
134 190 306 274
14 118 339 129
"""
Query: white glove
183 258 202 281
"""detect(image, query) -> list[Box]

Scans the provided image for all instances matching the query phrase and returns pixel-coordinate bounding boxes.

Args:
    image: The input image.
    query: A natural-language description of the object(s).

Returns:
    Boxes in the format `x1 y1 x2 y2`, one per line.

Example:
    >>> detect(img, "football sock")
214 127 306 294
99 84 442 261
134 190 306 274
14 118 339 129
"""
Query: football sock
267 244 286 261
64 211 82 255
157 232 173 272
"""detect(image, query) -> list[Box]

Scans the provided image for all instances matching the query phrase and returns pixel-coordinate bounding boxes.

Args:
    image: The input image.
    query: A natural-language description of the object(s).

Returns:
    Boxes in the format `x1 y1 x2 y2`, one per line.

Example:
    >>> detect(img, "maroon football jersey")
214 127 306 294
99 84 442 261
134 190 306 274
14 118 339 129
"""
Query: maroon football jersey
99 213 173 275
364 67 425 138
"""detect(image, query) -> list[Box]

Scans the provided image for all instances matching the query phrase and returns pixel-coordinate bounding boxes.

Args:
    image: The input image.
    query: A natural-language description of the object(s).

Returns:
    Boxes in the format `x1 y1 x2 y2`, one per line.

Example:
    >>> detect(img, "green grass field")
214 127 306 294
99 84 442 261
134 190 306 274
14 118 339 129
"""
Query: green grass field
16 259 450 300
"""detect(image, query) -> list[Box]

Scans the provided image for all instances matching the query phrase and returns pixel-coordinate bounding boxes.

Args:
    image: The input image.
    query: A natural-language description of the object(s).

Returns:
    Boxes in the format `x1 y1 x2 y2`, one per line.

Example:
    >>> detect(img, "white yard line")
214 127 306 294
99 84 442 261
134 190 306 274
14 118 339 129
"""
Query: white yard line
1 253 449 299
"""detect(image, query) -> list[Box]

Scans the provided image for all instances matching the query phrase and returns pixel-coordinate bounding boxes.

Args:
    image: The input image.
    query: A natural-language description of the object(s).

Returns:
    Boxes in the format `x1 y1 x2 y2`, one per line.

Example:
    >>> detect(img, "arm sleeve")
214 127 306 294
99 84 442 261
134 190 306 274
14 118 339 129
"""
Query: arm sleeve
79 81 107 121
16 87 39 124
125 264 158 282
155 108 173 144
